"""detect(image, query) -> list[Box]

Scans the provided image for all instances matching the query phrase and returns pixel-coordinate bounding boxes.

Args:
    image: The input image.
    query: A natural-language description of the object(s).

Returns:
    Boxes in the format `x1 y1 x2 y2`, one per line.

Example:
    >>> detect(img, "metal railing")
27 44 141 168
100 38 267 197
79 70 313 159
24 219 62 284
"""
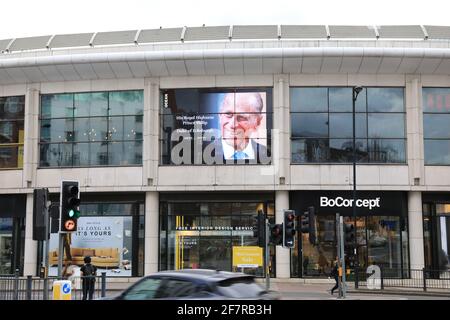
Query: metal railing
353 266 450 292
0 272 108 300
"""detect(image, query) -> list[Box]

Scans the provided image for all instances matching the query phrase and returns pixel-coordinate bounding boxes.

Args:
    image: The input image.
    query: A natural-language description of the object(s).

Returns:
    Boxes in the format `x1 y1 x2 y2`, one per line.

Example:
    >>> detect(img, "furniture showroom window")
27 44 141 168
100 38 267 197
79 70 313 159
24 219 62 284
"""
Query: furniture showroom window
47 201 145 277
290 87 406 163
0 96 24 169
39 90 143 167
422 88 450 165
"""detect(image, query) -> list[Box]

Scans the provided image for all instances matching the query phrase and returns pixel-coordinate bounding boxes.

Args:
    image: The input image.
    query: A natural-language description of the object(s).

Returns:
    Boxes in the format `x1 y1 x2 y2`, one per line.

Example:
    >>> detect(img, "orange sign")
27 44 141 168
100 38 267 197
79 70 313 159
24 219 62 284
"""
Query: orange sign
64 219 76 231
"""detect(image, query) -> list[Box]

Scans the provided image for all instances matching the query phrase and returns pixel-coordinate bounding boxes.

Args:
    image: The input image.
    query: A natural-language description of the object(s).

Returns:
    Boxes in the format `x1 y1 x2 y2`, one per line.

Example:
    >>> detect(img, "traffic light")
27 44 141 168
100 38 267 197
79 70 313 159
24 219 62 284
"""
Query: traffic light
344 223 355 247
283 210 296 248
253 210 266 247
300 206 316 245
33 188 49 241
269 224 283 246
60 181 80 232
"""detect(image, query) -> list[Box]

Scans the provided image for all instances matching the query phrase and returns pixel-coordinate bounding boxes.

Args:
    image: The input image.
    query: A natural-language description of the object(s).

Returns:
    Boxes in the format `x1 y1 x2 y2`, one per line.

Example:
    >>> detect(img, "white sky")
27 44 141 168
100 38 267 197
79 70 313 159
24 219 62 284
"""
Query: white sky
1 0 450 40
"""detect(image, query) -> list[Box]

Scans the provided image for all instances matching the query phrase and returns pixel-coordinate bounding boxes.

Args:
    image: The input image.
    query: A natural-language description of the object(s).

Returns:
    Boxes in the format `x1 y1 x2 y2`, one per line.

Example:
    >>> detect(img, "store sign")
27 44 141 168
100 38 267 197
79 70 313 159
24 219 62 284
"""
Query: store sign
320 197 381 210
232 246 263 268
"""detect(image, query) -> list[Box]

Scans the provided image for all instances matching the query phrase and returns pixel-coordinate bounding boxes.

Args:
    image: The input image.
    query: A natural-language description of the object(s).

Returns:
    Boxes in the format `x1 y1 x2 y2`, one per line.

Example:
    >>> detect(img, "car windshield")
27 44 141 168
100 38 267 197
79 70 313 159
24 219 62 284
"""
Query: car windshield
215 277 266 298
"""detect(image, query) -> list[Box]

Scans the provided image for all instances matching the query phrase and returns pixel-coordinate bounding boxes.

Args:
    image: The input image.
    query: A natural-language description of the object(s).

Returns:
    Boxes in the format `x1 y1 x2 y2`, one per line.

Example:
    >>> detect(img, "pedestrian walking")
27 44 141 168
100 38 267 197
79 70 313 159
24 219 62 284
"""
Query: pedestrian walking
80 256 97 300
330 258 339 295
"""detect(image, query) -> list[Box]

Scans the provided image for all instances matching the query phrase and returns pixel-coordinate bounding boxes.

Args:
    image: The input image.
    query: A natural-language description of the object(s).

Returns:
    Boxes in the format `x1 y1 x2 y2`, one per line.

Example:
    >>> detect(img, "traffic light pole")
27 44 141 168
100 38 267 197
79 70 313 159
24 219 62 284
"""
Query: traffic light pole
265 218 270 291
57 232 64 278
339 216 347 298
43 200 50 299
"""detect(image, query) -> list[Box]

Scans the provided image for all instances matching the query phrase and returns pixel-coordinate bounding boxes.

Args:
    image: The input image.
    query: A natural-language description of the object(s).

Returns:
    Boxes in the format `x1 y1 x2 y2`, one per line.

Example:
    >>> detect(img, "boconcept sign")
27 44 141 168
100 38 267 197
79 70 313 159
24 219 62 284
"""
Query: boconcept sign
320 197 381 210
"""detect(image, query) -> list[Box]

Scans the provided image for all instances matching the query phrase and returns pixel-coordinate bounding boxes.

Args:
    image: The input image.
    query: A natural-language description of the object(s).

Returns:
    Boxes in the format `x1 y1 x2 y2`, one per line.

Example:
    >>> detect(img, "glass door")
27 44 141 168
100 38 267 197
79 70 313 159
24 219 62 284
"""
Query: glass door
436 204 450 271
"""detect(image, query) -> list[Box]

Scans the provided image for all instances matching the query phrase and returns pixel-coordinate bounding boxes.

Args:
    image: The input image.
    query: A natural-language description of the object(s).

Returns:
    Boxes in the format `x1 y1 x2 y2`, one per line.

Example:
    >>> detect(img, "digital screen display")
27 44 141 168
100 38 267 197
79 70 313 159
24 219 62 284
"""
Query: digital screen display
161 88 272 165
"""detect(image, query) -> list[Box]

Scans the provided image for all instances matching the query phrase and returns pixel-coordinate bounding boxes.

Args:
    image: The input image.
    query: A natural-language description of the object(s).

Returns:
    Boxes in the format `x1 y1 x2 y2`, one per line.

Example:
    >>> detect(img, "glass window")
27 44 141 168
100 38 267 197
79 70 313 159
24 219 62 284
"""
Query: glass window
368 139 406 163
329 113 367 139
39 143 72 167
108 141 142 165
40 91 143 167
0 96 25 169
424 140 450 165
0 121 24 143
40 119 74 143
74 117 108 142
74 92 108 117
367 88 404 112
0 96 25 119
109 90 144 116
291 138 329 163
423 114 450 139
40 94 73 118
329 139 368 163
291 113 328 138
291 88 328 112
329 88 352 112
368 114 405 138
422 88 450 113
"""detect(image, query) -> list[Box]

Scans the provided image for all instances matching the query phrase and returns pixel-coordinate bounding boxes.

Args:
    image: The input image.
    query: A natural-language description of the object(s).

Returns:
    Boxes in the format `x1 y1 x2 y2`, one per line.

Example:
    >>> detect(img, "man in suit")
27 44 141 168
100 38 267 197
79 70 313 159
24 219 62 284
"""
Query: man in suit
212 92 270 164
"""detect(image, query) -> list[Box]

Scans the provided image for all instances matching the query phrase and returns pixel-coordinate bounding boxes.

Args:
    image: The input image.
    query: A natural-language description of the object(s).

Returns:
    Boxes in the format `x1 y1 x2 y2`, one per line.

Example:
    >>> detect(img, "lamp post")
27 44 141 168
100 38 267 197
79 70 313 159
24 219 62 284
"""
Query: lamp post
352 86 362 288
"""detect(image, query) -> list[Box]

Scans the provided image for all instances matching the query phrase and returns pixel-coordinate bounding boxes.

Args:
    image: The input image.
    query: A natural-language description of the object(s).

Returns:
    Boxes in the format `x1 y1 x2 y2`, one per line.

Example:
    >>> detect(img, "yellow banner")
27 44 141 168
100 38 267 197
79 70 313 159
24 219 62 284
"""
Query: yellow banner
232 246 263 267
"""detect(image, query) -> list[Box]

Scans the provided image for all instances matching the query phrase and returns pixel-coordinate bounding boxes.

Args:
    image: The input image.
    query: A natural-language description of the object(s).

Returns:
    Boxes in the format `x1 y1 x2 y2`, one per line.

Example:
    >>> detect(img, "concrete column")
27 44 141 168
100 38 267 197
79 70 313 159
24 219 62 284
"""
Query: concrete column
275 190 290 278
23 87 39 188
144 191 159 275
408 191 425 270
405 76 424 186
23 193 37 276
143 78 159 187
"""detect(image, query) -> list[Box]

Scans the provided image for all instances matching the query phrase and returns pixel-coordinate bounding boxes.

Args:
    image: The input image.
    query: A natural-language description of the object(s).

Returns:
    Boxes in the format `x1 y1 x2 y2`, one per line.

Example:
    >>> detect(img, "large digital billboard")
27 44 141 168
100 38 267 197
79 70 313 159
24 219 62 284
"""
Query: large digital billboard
161 88 272 165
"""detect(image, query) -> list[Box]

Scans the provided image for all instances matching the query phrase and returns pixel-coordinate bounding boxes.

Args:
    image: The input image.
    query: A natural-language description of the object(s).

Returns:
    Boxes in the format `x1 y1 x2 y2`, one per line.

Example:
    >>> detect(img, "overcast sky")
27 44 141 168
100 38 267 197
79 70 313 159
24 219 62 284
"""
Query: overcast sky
1 0 450 40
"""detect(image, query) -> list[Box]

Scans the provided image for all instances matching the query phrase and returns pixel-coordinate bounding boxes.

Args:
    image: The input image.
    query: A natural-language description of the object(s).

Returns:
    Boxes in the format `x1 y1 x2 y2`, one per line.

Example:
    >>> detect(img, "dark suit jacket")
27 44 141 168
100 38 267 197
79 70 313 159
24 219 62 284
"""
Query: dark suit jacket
203 139 271 164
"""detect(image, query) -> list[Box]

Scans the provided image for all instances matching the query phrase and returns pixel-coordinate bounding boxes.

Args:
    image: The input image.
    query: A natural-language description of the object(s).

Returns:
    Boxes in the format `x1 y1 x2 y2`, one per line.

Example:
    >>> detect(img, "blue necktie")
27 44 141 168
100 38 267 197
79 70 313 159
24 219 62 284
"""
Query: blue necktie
233 151 248 159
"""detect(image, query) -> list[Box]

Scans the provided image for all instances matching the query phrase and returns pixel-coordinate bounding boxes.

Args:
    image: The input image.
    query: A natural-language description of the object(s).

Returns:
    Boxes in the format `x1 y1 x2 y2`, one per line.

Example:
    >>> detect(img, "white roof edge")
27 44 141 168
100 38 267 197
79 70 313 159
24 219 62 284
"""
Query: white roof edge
1 47 449 68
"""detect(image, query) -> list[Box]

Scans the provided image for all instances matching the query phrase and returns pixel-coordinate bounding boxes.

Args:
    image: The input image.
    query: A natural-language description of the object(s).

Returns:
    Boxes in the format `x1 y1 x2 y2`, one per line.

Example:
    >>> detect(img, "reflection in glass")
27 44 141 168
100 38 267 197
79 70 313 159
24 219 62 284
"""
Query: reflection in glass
423 114 450 139
40 94 73 118
0 96 25 119
329 113 367 138
291 138 329 163
422 88 450 113
329 88 352 112
290 88 328 112
368 114 405 138
109 91 144 116
39 143 72 167
0 146 20 168
424 140 450 165
367 88 404 112
74 92 108 117
73 142 107 166
329 139 368 162
368 139 405 163
291 113 328 138
74 117 108 142
0 121 24 143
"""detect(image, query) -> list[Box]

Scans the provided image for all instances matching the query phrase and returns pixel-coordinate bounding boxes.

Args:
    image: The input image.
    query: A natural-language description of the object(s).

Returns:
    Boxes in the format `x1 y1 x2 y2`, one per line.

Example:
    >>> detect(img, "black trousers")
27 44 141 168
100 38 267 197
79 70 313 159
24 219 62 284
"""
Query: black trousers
331 275 339 293
82 279 95 300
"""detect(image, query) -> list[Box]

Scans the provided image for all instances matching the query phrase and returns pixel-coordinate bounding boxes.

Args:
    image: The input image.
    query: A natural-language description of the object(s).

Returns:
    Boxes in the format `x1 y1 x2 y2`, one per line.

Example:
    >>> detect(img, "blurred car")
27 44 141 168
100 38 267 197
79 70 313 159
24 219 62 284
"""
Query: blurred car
103 269 280 300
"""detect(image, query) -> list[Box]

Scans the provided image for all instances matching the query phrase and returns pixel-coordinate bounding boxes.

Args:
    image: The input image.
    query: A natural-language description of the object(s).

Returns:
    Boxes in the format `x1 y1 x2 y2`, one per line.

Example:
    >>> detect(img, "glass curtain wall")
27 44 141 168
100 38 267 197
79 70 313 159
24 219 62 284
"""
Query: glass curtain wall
39 91 143 167
292 215 409 278
290 87 406 163
422 88 450 165
0 96 25 169
160 202 275 277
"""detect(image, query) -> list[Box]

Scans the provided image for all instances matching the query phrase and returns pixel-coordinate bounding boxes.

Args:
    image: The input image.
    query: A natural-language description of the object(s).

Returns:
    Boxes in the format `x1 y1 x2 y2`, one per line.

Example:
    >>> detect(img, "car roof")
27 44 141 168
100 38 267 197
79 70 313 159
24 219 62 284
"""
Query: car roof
146 269 255 283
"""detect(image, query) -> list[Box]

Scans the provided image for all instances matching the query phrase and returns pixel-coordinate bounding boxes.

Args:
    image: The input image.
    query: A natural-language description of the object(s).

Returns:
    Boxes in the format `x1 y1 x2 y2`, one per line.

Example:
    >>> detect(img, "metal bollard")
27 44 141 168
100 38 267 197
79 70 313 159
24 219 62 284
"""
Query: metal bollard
13 269 19 300
26 276 32 300
101 272 106 297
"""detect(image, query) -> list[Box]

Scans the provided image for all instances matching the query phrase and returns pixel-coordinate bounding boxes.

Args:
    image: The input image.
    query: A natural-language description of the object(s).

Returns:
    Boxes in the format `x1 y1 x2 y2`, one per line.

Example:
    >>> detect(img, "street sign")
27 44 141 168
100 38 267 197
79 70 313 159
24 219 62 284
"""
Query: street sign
52 280 72 300
232 246 263 268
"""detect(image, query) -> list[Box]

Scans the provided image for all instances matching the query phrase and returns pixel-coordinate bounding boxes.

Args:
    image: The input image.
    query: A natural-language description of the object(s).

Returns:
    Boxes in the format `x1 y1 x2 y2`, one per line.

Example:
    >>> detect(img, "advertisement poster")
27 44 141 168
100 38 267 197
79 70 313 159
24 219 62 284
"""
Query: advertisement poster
161 89 272 165
48 216 132 277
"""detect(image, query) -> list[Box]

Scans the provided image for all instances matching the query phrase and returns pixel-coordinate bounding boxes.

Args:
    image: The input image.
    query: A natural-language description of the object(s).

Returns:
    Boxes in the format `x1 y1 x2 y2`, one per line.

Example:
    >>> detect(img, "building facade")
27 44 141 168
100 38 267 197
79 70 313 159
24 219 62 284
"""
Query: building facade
0 25 449 278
